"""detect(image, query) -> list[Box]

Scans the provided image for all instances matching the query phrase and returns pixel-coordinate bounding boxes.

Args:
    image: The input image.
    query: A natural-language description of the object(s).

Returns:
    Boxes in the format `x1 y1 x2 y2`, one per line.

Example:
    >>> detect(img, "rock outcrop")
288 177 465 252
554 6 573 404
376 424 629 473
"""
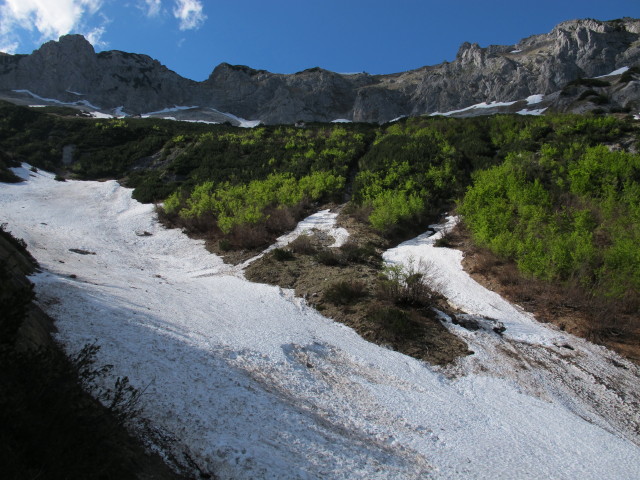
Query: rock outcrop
0 18 639 123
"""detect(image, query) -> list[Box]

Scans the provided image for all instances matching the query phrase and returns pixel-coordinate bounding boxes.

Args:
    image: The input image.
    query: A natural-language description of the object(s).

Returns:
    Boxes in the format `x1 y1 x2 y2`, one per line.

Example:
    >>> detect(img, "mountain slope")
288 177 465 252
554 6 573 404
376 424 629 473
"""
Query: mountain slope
0 18 639 123
1 166 639 478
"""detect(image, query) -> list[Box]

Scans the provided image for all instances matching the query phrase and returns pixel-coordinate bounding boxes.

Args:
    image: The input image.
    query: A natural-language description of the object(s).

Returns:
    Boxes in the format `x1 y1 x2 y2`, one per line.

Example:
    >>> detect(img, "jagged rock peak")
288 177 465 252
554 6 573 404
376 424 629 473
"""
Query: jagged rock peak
34 34 95 57
213 62 267 75
0 18 639 124
552 17 639 34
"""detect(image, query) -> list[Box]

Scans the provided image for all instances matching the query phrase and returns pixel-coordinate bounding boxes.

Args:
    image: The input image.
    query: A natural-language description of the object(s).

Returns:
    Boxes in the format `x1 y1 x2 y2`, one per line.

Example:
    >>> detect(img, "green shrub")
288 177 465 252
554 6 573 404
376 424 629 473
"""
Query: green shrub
324 280 367 305
273 248 294 261
369 307 417 336
218 238 232 251
339 240 376 264
377 262 438 306
289 234 317 255
460 144 640 298
316 248 344 266
172 171 345 234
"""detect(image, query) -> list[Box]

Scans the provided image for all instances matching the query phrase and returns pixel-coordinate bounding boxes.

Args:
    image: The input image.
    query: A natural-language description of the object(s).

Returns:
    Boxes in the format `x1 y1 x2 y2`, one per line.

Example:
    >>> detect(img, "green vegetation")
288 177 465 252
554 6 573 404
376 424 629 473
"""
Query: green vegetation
352 117 495 234
1 100 638 306
166 171 345 234
324 279 367 305
460 141 640 303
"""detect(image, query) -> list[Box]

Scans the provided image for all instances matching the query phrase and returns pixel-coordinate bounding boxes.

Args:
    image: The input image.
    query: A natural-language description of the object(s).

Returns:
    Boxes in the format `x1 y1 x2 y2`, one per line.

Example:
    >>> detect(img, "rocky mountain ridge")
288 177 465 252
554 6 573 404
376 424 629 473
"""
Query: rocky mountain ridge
0 17 639 124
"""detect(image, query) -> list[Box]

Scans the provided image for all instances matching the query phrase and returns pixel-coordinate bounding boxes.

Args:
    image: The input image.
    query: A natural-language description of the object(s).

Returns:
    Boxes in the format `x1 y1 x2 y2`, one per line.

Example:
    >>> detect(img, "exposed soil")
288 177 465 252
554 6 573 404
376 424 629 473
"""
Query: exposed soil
245 213 471 366
448 222 640 364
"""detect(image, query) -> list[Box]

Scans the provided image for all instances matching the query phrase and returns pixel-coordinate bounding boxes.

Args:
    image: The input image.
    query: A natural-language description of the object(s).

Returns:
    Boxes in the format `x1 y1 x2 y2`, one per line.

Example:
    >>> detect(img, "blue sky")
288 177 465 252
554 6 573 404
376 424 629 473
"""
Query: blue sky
1 1 638 81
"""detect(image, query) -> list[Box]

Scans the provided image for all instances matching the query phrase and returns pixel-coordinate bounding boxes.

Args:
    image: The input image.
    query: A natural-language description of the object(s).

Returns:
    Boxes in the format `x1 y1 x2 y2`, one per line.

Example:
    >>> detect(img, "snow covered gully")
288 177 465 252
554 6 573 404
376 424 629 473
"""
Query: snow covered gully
1 166 639 479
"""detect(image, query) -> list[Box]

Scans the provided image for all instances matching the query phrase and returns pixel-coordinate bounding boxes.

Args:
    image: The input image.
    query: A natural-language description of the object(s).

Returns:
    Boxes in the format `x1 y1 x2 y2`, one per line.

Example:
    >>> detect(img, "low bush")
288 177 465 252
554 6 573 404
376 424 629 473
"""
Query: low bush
218 238 232 251
339 240 376 264
434 228 453 248
316 248 344 266
229 222 271 250
369 307 417 336
377 262 439 306
289 234 317 255
324 280 367 305
273 248 294 261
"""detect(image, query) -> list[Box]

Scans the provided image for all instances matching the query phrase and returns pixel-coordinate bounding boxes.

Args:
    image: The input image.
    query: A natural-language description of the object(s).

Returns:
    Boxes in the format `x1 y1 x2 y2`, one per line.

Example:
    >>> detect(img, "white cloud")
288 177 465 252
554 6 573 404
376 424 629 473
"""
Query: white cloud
1 0 103 38
0 0 106 50
0 40 18 53
172 0 206 31
85 25 107 48
140 0 162 17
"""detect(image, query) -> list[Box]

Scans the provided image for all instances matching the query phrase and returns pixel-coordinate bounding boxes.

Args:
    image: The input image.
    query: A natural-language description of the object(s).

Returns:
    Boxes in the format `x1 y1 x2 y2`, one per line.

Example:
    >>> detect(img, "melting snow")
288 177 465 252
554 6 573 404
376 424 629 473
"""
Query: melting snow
13 89 101 110
526 94 544 105
595 66 629 78
90 111 114 119
141 105 199 116
1 170 639 479
214 110 262 128
431 100 517 116
517 107 548 116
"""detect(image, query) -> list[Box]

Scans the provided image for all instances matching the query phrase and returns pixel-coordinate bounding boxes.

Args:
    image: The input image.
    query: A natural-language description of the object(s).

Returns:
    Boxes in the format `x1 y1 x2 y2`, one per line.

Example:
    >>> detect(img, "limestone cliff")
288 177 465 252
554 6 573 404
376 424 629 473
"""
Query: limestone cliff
0 18 639 123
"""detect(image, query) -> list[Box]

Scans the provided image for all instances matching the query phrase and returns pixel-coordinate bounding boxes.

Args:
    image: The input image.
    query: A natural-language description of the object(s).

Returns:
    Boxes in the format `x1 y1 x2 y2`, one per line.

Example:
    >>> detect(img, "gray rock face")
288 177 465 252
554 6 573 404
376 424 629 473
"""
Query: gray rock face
0 18 639 123
0 34 201 112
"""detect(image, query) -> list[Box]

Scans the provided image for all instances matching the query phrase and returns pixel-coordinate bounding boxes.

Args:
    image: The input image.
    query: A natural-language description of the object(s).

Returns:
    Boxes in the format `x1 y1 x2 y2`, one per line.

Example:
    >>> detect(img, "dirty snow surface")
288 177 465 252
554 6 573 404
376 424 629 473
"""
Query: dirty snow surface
2 169 640 480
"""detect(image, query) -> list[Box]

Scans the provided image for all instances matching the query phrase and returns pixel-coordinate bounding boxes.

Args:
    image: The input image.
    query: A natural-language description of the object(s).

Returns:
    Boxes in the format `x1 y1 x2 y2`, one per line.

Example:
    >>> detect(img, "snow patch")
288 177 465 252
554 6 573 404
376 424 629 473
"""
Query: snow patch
219 110 262 128
141 105 199 116
431 100 517 116
90 111 114 119
384 216 557 345
237 209 349 270
517 107 548 116
526 94 544 105
331 119 352 123
13 89 101 110
595 66 629 78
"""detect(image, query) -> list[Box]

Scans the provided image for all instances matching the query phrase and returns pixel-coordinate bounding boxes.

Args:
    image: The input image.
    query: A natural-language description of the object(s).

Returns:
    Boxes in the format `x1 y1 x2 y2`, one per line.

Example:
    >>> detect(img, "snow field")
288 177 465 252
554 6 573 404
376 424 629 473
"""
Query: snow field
1 168 639 479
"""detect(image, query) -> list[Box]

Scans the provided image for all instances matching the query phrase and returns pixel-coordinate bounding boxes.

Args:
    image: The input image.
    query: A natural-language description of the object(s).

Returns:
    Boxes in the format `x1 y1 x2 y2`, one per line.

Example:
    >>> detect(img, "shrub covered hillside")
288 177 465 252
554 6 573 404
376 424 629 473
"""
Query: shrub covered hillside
351 116 497 236
460 141 640 306
157 125 371 248
0 101 639 314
